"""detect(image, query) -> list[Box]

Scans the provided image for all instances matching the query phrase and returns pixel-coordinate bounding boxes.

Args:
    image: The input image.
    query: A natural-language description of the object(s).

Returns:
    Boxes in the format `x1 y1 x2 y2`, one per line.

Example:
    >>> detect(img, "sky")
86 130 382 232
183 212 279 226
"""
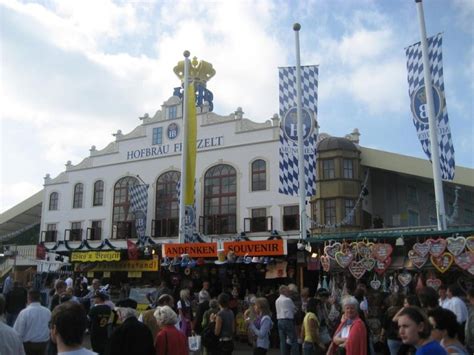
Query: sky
1 0 473 213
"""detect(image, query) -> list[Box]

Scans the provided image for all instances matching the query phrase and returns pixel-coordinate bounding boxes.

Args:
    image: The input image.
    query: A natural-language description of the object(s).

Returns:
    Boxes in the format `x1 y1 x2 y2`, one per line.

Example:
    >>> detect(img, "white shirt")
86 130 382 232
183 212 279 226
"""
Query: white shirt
445 297 468 323
0 320 26 355
14 302 51 342
439 297 450 308
275 294 296 320
360 297 368 312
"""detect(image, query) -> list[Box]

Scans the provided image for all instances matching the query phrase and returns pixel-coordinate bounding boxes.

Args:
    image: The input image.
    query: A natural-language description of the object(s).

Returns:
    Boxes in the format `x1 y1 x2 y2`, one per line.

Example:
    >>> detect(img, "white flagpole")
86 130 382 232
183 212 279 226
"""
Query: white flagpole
293 23 308 240
415 0 447 230
178 50 190 243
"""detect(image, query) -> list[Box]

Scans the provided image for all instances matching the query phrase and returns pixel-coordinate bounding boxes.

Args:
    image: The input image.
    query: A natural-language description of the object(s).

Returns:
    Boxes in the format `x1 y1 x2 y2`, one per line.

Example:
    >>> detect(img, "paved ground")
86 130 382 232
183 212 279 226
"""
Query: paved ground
84 335 280 355
84 335 280 354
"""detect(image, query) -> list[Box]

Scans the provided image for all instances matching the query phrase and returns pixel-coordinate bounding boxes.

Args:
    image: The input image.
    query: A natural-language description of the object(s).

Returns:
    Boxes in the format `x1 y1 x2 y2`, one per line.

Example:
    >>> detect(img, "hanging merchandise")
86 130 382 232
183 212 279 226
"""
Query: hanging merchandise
398 271 412 288
348 260 366 280
466 236 474 252
322 275 329 290
320 255 330 272
454 251 473 270
430 252 454 273
413 240 431 257
374 257 392 275
415 273 425 292
382 275 388 293
335 250 353 268
373 243 393 262
324 242 342 260
370 274 381 290
426 276 442 290
446 236 466 256
428 238 447 257
388 275 395 292
408 250 428 269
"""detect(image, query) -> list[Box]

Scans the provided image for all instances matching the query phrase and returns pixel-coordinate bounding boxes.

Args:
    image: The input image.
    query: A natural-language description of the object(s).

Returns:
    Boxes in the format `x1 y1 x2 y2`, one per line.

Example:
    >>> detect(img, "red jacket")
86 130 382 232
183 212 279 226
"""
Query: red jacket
327 317 367 355
155 325 189 355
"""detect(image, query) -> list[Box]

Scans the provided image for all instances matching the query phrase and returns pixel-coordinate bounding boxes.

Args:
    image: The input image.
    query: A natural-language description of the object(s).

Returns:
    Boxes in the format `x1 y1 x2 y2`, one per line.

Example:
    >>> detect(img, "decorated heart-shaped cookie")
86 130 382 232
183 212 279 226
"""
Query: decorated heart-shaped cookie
348 242 359 257
374 257 392 275
349 260 366 279
430 252 454 273
446 236 466 256
370 279 381 290
429 238 447 257
408 250 428 269
373 243 393 262
335 251 353 268
398 272 412 287
357 242 374 259
454 251 474 270
324 242 342 259
466 236 474 252
320 255 331 272
413 240 431 257
361 258 376 271
426 278 442 290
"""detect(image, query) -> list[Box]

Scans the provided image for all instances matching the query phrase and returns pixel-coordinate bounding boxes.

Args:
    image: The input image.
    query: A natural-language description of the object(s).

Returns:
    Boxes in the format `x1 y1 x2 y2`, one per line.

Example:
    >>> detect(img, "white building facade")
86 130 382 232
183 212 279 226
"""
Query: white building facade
40 94 309 250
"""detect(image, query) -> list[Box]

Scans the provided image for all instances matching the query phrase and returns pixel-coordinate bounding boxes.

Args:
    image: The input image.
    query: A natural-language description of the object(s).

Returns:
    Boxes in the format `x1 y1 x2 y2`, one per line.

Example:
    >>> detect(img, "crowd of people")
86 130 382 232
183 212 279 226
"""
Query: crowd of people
1 270 474 355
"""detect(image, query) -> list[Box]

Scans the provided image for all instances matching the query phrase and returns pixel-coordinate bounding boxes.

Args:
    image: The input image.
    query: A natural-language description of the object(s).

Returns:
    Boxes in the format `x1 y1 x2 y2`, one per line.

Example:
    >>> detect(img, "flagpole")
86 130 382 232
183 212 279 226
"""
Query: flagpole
415 0 447 230
178 50 190 243
293 23 308 240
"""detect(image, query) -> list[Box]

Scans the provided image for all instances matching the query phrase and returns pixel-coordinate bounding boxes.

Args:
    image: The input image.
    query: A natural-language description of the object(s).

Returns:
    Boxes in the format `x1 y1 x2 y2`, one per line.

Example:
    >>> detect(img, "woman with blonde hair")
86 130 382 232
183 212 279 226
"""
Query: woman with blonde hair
247 297 273 355
177 288 193 336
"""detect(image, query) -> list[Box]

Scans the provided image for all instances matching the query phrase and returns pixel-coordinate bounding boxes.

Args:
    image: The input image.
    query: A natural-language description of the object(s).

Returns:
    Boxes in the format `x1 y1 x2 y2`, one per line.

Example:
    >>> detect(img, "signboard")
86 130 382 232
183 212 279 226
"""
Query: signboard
71 251 121 263
224 240 286 256
162 243 217 258
74 257 159 272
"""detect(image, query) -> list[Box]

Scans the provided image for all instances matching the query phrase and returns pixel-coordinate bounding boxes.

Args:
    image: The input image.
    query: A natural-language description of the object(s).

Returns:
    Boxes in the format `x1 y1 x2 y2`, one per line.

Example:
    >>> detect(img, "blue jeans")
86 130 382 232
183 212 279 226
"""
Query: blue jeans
303 342 316 355
278 319 299 355
387 339 402 355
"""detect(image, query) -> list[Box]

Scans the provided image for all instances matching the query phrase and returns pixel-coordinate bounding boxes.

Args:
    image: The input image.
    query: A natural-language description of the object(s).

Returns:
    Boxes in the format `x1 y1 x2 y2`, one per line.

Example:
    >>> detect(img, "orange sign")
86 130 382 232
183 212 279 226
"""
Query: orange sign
224 240 286 256
163 243 217 258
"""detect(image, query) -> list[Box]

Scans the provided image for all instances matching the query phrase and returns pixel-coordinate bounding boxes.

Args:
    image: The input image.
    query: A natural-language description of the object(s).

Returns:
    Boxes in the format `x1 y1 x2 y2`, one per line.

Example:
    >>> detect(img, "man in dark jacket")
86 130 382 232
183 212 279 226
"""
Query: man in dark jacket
89 292 112 355
5 281 27 326
107 307 154 355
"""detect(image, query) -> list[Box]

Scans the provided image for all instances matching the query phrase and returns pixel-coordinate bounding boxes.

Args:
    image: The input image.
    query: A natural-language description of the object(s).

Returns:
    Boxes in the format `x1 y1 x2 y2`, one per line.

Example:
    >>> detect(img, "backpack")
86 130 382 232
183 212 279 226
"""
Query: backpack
201 321 219 349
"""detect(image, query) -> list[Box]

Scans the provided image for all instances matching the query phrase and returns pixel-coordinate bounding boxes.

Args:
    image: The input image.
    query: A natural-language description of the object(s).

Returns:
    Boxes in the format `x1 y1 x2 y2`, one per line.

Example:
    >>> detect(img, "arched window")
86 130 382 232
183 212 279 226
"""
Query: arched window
203 164 237 234
154 171 180 238
72 183 83 209
112 176 138 239
251 159 266 191
49 192 58 211
93 180 104 206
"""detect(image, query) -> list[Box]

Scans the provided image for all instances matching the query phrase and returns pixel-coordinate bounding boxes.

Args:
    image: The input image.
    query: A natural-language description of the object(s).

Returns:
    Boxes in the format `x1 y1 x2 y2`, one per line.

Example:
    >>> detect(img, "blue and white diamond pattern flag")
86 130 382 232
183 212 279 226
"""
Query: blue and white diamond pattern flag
129 184 149 243
278 65 318 196
405 33 455 180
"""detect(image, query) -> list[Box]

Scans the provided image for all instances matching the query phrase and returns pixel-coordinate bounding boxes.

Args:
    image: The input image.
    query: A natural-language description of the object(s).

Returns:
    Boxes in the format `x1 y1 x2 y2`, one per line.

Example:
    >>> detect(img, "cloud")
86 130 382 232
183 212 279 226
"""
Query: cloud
0 182 41 213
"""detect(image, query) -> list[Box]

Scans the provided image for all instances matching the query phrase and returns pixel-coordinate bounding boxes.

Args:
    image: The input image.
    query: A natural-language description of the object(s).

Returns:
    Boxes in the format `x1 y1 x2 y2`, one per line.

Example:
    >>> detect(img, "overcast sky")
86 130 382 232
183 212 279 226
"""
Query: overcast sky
1 0 473 213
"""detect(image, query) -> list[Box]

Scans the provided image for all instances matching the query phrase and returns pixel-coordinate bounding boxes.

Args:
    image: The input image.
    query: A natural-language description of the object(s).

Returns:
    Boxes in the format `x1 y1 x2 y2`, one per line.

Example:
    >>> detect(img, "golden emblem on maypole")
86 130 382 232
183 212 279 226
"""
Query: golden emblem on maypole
173 56 216 86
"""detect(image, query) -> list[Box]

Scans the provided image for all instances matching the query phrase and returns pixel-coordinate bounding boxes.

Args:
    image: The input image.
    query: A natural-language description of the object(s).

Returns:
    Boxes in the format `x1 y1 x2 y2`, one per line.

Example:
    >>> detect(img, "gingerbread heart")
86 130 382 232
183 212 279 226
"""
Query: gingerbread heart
370 279 381 290
361 258 376 271
429 238 447 257
466 236 474 252
324 243 342 260
426 278 442 290
348 242 359 257
373 243 393 262
446 236 466 256
398 272 412 287
413 240 431 257
320 255 330 272
335 251 353 268
357 242 374 259
454 251 474 270
430 252 454 273
349 260 366 279
408 250 428 269
374 257 391 275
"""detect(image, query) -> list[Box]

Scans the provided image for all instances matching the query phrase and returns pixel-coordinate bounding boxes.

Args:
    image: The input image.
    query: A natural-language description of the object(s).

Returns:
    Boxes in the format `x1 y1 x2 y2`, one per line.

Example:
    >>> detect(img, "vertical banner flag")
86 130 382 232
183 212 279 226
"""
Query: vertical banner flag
278 65 318 196
405 33 455 180
184 83 198 242
129 184 149 244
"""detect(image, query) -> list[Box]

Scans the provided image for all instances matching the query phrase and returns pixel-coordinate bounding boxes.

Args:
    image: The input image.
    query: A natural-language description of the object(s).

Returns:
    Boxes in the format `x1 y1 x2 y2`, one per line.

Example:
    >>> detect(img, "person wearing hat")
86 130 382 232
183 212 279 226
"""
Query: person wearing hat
88 291 112 355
